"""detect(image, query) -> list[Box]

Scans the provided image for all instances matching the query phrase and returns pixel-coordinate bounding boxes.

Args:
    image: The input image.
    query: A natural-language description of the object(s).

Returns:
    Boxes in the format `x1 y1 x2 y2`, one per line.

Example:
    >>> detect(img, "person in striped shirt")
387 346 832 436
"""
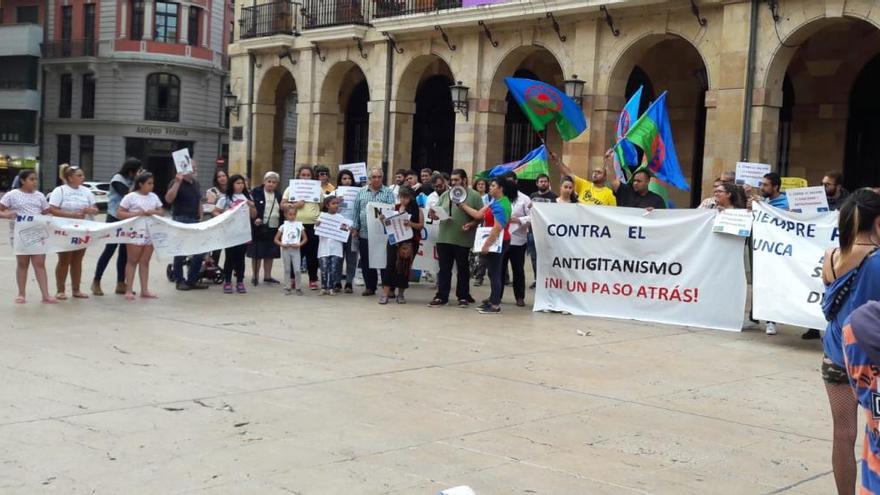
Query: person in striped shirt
349 168 396 297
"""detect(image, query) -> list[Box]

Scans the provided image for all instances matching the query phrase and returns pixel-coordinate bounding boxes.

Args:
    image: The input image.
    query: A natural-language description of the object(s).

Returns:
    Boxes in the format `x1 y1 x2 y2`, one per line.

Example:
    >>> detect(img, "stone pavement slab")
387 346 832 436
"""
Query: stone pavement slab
0 238 841 494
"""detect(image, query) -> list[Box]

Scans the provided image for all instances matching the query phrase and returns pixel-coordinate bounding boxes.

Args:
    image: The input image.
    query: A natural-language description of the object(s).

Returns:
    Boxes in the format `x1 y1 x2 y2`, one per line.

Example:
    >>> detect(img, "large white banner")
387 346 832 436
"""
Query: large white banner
366 202 393 269
413 208 439 272
751 202 839 329
531 204 747 332
12 204 251 257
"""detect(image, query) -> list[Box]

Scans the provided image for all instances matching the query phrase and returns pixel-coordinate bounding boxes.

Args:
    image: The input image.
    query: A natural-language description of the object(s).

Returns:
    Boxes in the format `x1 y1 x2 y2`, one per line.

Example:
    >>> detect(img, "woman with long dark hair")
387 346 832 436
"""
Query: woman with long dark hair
378 186 423 304
821 188 880 494
116 172 165 300
213 174 257 293
334 169 359 293
557 177 579 203
92 157 141 296
458 177 515 314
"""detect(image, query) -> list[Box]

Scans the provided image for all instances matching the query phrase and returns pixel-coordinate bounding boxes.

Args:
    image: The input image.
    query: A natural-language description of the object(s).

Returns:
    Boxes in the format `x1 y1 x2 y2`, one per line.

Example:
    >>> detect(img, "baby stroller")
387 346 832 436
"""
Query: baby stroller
166 255 225 285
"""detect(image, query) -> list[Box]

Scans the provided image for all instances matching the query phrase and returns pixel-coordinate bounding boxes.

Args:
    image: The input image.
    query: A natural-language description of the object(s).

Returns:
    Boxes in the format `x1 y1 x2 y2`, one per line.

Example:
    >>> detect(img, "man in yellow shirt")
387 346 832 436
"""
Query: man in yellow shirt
549 151 617 206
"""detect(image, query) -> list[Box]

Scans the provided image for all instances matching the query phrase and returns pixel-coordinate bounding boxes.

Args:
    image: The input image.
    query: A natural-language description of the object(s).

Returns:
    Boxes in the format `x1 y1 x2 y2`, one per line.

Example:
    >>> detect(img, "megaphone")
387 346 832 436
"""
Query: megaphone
449 185 467 205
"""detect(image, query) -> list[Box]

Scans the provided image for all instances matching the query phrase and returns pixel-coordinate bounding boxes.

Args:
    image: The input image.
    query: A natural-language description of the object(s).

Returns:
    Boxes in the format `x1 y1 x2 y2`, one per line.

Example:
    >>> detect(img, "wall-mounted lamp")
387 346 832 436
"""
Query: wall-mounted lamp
564 75 585 106
449 80 469 121
224 86 240 116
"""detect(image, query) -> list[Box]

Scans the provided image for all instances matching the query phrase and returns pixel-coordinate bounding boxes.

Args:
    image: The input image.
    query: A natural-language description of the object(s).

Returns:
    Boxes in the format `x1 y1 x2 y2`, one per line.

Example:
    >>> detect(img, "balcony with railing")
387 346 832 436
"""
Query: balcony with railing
300 0 371 29
239 1 301 39
41 39 97 58
372 0 461 18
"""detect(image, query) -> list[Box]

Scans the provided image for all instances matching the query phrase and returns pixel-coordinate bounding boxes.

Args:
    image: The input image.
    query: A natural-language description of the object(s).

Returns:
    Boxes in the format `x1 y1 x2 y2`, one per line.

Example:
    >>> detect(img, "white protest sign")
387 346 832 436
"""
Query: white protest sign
366 202 393 269
315 212 351 243
172 148 193 175
712 209 753 237
288 179 322 203
281 221 303 245
13 214 146 255
383 209 413 245
472 226 503 254
735 162 771 187
339 162 368 184
751 201 839 329
531 203 747 332
413 207 440 272
787 186 830 213
429 204 450 221
147 202 252 259
334 186 360 219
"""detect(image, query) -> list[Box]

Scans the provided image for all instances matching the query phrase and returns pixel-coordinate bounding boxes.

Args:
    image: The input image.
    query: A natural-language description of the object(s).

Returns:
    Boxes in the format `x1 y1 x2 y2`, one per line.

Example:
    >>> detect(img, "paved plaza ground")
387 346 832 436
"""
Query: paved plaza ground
0 237 842 494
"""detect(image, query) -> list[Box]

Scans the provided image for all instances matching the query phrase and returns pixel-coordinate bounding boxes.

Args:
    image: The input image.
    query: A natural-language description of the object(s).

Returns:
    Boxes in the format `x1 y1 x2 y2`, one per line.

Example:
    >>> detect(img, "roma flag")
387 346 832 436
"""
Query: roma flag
478 145 550 180
613 86 642 180
504 77 588 141
623 91 690 191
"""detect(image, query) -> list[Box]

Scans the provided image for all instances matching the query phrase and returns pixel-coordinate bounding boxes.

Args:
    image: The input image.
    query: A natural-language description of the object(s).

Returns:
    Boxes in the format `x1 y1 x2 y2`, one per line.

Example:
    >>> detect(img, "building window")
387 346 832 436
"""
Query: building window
61 5 72 55
84 4 95 40
130 0 144 39
59 74 72 118
145 73 180 122
187 6 199 46
81 73 96 119
154 1 179 43
57 135 72 166
0 56 39 90
79 136 94 178
0 111 37 144
16 6 39 24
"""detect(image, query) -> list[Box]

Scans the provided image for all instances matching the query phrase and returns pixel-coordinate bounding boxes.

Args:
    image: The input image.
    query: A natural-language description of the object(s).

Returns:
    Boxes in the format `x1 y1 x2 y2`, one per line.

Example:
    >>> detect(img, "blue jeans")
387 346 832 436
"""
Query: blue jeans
172 215 204 285
319 255 342 290
94 214 127 283
486 241 510 306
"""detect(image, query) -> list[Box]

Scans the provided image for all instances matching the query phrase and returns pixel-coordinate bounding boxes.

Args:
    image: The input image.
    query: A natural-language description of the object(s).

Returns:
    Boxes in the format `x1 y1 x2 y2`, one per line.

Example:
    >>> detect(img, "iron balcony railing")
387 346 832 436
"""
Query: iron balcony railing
239 1 301 39
373 0 461 18
41 39 97 58
301 0 370 29
145 105 179 122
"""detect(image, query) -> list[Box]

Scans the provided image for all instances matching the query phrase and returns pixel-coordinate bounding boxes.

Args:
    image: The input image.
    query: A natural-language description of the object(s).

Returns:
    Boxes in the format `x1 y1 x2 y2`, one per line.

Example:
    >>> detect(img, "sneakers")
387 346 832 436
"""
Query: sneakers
765 322 777 335
801 329 821 340
295 289 303 296
223 283 233 294
283 288 292 295
309 281 319 290
176 282 191 291
479 304 501 314
378 295 389 305
320 289 329 296
457 299 469 308
236 282 247 294
429 298 448 307
396 294 406 304
344 284 353 294
91 280 104 296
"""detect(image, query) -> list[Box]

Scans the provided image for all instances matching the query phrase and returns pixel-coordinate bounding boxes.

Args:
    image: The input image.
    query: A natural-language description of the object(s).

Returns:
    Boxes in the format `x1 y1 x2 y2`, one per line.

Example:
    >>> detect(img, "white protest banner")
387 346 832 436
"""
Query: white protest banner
383 210 413 245
735 162 771 187
315 212 351 243
712 209 752 237
339 162 368 184
787 186 830 213
147 202 252 258
366 202 393 269
751 202 839 329
472 226 503 254
288 179 322 203
531 204 747 332
172 148 193 175
13 214 146 255
413 208 439 272
335 186 360 216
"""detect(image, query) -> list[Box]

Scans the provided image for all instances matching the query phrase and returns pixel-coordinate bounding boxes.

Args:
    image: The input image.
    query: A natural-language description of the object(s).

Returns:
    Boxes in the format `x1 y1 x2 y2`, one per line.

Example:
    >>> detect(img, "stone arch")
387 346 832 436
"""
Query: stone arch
314 60 371 168
253 65 297 182
395 53 454 102
756 16 880 186
487 43 566 102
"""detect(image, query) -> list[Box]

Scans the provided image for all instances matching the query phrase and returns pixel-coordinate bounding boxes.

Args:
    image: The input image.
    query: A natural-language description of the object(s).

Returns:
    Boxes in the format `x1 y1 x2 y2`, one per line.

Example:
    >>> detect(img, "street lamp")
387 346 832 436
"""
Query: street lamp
449 80 469 121
564 74 585 106
223 86 240 116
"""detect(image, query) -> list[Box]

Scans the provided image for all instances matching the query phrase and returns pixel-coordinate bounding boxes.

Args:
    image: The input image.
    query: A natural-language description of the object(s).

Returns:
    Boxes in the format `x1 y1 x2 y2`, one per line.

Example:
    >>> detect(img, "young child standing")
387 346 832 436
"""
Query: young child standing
316 196 346 295
0 170 56 304
275 207 307 295
213 174 257 294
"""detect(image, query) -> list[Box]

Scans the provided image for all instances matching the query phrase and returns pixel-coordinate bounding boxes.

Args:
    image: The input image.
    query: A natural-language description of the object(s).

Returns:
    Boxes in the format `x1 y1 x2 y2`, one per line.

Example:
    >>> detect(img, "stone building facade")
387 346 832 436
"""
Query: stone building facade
40 0 232 193
228 0 880 206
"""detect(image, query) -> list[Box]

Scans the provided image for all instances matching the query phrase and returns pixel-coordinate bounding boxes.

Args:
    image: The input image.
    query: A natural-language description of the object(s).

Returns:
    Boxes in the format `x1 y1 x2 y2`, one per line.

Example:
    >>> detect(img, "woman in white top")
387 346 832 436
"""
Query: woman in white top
47 164 98 300
0 170 56 304
117 172 165 300
213 174 257 293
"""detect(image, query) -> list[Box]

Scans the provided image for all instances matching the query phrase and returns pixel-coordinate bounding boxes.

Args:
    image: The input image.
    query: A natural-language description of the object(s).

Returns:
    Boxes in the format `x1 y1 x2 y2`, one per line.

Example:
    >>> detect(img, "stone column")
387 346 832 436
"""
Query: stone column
469 97 504 178
387 100 415 174
251 101 277 181
179 4 189 44
748 87 782 166
142 0 154 40
367 99 385 172
584 94 624 177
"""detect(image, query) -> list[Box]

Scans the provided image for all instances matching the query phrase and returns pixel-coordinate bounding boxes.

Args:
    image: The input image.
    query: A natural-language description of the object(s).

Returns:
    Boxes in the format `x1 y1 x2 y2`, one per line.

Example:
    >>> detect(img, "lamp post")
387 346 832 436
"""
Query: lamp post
223 86 240 116
449 80 470 121
564 75 585 106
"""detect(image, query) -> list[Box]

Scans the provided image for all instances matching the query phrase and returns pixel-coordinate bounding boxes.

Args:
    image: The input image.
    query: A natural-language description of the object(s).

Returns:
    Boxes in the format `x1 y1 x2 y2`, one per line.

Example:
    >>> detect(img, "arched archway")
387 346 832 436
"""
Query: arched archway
762 18 880 188
607 35 709 207
487 45 565 169
316 61 370 168
253 66 297 183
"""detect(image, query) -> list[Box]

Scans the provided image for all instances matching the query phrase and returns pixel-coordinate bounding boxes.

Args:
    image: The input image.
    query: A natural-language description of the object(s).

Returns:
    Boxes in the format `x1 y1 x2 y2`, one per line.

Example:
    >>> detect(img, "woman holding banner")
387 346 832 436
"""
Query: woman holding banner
458 178 515 315
47 164 99 300
282 166 322 290
117 173 165 300
0 170 56 304
214 175 257 293
821 188 880 495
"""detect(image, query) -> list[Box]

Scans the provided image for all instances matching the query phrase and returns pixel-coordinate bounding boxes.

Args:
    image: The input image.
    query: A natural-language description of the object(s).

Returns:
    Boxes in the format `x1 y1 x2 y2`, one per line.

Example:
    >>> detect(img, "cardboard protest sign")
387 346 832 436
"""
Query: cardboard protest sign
712 209 752 237
339 162 368 184
288 179 322 203
365 202 393 269
315 212 351 243
787 186 830 213
735 162 771 187
531 204 747 332
172 148 193 175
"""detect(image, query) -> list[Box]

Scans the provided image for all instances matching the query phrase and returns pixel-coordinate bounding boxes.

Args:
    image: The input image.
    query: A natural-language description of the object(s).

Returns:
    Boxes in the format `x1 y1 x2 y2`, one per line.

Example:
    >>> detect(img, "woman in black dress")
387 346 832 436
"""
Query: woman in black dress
379 186 423 305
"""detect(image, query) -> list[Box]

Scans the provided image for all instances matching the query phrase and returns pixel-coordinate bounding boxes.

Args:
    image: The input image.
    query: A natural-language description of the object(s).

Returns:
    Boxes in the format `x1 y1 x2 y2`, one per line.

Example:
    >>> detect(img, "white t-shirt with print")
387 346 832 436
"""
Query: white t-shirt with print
216 193 248 212
48 185 96 213
278 221 304 247
119 192 163 213
1 189 50 244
